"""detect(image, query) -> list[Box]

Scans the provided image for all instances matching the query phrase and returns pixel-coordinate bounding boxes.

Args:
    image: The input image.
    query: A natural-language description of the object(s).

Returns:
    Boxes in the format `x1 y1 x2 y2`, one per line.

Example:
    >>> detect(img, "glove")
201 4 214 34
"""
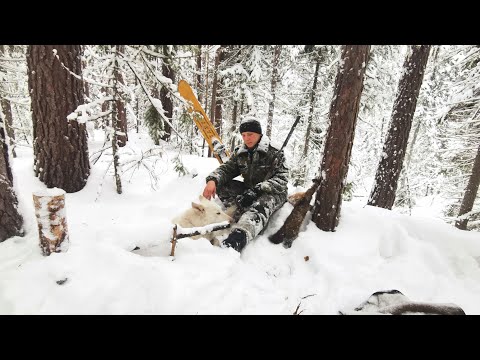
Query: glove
254 182 272 194
236 188 258 208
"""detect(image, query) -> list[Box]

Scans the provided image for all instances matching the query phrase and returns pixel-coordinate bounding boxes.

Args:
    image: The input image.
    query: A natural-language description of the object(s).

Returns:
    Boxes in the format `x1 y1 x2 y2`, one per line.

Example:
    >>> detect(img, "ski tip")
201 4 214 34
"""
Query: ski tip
178 79 195 99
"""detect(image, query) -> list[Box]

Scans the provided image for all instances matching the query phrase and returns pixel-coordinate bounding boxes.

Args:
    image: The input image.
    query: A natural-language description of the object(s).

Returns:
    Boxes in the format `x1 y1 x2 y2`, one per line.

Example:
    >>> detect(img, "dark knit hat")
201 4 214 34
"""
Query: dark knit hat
239 117 262 134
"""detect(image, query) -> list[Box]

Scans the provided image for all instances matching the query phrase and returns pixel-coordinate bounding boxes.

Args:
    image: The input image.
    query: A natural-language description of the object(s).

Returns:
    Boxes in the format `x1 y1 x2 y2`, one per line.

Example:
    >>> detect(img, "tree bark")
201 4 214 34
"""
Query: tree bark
230 100 239 152
204 50 210 157
1 99 16 158
27 45 90 193
303 57 320 158
214 47 225 138
312 45 370 232
113 45 127 147
111 46 123 195
267 45 282 138
210 46 222 137
0 113 23 242
456 144 480 230
160 45 175 142
367 45 431 209
196 45 203 105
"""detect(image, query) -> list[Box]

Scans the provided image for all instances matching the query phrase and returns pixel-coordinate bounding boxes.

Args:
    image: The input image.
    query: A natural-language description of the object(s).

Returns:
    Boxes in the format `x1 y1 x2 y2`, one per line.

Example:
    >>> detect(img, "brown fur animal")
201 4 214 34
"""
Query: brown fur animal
269 178 321 247
287 191 306 206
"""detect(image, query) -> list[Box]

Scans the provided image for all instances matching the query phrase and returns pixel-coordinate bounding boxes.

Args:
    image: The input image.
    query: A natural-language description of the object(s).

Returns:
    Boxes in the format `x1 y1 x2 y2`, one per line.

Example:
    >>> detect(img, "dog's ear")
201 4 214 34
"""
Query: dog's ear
192 202 205 212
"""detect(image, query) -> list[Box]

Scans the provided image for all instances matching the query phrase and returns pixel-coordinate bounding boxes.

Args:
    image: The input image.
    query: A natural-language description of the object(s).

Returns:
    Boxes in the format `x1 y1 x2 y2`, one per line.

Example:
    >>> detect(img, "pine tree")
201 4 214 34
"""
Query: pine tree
0 109 23 242
144 104 165 145
27 45 90 193
312 45 371 231
368 45 431 210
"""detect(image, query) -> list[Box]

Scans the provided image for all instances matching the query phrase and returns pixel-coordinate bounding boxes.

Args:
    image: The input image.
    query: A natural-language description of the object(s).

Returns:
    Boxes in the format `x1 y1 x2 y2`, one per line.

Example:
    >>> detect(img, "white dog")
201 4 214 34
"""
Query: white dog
172 195 233 246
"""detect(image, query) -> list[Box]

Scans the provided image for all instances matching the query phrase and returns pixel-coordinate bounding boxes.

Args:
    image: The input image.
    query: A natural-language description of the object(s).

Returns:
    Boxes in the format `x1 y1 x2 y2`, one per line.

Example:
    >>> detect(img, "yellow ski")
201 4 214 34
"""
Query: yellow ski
178 79 230 164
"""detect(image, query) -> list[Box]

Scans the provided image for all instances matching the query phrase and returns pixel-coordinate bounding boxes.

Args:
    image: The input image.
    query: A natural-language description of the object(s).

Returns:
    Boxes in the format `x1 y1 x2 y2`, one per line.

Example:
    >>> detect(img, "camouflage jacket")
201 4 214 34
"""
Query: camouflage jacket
206 135 289 197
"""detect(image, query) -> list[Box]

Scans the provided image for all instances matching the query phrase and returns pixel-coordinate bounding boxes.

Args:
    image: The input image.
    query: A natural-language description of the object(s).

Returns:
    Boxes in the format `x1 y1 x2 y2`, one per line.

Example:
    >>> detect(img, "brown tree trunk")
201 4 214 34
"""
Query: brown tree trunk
456 144 480 230
111 46 123 195
1 98 16 158
204 50 210 157
100 86 110 130
267 45 282 138
113 45 127 147
312 45 371 232
81 46 90 101
134 76 139 133
0 114 24 242
160 45 175 142
303 57 320 158
210 46 222 137
0 43 17 158
196 45 203 105
214 47 226 138
230 100 239 153
27 45 90 193
367 45 431 210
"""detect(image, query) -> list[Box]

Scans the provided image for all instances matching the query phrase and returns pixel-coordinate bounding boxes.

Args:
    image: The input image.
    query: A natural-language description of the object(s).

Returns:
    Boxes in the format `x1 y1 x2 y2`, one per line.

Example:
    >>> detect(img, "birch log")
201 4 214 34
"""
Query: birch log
33 188 69 256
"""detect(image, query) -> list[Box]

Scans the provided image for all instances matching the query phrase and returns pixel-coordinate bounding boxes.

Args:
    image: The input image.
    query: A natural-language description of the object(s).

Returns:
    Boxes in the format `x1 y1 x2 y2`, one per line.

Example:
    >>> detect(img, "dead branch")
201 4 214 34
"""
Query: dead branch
293 302 305 315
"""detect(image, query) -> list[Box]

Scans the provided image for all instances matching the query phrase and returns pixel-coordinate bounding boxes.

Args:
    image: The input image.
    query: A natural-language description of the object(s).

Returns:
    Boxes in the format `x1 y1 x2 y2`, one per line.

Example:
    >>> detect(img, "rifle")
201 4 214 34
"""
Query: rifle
278 115 301 156
264 115 301 181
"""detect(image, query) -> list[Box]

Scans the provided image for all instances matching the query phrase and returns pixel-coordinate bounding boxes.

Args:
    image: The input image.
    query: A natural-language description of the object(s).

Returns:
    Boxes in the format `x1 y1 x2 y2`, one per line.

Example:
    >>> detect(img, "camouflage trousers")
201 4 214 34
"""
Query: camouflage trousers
217 180 287 243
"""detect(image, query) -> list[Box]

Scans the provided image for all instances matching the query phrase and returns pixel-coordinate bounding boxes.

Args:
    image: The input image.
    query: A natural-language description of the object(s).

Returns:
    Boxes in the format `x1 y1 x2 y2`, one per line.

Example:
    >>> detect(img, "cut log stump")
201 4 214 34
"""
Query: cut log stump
33 188 69 256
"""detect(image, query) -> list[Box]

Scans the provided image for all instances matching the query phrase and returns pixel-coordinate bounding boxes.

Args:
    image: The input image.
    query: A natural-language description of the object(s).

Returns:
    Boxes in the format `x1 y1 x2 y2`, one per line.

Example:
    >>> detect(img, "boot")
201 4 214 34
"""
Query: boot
222 229 247 252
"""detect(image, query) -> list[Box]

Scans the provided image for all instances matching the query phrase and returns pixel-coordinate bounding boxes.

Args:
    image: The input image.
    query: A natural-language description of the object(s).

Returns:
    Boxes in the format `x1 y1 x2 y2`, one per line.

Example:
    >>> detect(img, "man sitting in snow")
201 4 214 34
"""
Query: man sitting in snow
202 116 289 252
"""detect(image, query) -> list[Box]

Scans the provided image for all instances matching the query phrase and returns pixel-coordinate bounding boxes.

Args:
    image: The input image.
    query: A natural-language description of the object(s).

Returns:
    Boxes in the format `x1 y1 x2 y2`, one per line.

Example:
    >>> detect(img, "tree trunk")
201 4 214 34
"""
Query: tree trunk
210 46 222 137
81 46 90 101
100 86 110 130
204 50 210 157
111 46 123 195
367 45 431 209
134 76 139 133
27 45 90 193
312 45 371 232
1 44 18 158
196 45 203 105
1 99 16 158
214 47 226 138
160 45 175 142
113 45 127 147
303 57 320 158
267 45 282 138
230 100 239 152
0 113 24 242
456 144 480 230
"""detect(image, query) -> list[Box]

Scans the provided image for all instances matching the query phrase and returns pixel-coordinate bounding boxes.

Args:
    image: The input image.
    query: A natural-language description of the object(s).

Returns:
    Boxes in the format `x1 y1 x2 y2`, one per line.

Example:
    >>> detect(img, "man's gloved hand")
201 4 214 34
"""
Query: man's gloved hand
236 188 258 208
254 181 272 194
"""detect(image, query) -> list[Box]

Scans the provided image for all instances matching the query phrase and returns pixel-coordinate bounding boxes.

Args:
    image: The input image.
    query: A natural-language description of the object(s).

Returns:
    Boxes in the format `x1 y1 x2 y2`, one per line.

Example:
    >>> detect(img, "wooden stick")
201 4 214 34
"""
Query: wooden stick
169 222 231 258
170 224 178 257
175 222 231 240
